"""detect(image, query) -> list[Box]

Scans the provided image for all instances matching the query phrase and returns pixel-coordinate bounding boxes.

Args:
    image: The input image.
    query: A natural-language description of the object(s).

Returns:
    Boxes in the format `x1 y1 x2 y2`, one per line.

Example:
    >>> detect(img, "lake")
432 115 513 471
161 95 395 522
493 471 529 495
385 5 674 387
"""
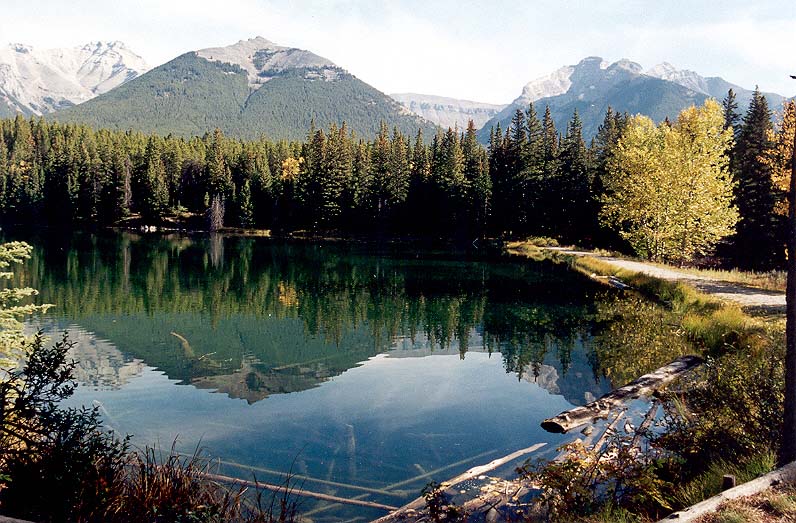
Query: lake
8 231 634 521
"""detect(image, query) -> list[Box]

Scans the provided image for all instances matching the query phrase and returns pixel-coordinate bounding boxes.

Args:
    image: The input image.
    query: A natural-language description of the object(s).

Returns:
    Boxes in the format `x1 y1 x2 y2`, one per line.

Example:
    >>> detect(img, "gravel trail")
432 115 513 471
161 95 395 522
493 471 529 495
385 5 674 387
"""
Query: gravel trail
545 247 786 312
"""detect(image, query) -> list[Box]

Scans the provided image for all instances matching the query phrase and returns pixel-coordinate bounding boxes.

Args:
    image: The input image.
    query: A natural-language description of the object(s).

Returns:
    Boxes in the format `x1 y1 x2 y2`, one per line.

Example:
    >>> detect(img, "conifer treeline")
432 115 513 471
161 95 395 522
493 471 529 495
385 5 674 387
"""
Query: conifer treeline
0 107 616 240
0 90 794 270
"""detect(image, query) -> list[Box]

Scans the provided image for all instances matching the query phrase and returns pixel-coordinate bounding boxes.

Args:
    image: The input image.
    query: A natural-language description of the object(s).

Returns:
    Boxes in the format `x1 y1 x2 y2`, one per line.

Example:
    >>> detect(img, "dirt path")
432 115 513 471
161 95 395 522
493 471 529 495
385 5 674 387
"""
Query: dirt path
545 247 786 312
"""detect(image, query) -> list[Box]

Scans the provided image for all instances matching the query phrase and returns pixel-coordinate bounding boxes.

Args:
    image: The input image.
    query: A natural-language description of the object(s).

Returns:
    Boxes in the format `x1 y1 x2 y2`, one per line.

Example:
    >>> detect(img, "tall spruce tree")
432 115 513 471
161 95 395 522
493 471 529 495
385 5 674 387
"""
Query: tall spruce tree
555 110 591 241
733 88 782 269
722 89 741 137
463 120 491 235
139 136 169 222
523 103 544 235
591 107 626 246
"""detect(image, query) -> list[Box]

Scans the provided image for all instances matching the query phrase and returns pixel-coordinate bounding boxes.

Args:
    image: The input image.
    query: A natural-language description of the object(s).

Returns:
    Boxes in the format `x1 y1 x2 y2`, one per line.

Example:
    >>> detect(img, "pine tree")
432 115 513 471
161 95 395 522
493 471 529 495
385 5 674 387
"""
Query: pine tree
523 103 544 234
722 89 741 137
463 120 491 235
387 128 411 211
487 122 509 234
733 88 782 269
347 141 371 227
300 127 327 227
436 126 466 232
590 107 626 245
554 110 590 240
6 116 35 220
238 178 254 228
319 123 352 227
140 136 169 222
206 128 232 199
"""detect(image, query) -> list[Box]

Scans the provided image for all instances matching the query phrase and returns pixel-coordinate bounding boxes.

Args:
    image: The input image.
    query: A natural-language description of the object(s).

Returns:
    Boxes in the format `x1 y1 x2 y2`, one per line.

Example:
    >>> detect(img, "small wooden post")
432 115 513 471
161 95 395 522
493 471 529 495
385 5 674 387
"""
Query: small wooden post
722 475 737 491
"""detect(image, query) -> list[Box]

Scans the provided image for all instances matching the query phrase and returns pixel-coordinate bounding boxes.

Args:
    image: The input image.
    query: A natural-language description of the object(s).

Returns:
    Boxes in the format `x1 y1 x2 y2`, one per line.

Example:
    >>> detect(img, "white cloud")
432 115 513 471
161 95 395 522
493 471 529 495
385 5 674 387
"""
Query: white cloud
1 0 794 103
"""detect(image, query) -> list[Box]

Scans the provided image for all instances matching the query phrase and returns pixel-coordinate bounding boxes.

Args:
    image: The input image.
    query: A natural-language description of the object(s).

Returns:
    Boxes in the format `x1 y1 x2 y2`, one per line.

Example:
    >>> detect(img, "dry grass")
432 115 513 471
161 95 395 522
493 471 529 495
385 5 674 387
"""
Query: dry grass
108 443 301 522
650 264 787 292
696 485 796 523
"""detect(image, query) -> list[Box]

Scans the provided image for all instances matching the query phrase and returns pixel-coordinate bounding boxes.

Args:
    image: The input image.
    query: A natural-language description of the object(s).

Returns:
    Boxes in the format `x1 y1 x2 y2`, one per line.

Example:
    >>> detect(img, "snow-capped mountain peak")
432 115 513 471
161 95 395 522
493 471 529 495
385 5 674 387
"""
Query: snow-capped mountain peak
0 41 149 115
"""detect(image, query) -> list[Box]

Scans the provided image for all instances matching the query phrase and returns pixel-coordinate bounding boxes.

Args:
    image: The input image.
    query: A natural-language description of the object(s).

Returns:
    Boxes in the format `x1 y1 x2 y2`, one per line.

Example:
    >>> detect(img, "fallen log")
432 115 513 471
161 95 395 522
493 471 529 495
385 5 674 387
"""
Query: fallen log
372 443 547 523
657 460 796 522
541 355 704 434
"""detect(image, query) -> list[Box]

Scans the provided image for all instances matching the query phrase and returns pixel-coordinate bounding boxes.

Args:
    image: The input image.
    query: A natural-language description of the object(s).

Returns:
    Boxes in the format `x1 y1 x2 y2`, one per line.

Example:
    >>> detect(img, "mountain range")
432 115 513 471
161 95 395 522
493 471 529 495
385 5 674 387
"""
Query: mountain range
390 93 505 131
0 38 789 142
54 37 437 140
477 56 786 141
0 41 148 117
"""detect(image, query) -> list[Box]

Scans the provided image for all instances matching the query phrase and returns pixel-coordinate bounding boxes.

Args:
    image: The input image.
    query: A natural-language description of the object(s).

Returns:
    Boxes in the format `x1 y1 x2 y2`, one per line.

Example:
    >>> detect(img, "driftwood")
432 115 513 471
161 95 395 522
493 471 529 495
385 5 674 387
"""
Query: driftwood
201 472 399 512
301 448 500 518
207 456 405 497
541 355 704 434
657 460 796 522
373 443 547 523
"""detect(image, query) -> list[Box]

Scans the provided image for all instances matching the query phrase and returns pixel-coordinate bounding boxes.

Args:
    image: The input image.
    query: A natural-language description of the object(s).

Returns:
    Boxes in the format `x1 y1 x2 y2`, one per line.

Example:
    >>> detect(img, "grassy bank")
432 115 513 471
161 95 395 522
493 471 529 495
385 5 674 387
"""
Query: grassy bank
506 241 786 522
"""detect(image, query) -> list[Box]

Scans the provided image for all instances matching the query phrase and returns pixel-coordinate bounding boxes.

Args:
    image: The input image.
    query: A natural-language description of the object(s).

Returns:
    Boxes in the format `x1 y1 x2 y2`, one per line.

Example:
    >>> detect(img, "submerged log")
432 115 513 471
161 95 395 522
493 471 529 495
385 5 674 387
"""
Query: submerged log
541 355 704 434
202 472 399 511
373 443 547 523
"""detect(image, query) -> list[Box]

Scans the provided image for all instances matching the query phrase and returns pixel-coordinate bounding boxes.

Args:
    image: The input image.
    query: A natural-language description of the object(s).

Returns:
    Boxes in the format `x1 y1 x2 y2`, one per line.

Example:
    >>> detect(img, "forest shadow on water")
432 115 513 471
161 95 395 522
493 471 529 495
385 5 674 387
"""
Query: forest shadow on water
2 229 692 520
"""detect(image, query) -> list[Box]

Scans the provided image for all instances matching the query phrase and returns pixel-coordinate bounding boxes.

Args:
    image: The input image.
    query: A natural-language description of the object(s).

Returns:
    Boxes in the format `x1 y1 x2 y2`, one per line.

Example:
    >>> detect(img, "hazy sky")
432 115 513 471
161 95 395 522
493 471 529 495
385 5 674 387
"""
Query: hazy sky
2 0 795 104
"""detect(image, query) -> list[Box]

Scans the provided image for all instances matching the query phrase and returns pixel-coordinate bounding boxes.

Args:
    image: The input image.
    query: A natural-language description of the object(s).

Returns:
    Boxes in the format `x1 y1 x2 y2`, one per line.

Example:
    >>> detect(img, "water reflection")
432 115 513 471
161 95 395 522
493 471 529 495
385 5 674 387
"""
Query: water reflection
11 231 619 406
3 231 683 520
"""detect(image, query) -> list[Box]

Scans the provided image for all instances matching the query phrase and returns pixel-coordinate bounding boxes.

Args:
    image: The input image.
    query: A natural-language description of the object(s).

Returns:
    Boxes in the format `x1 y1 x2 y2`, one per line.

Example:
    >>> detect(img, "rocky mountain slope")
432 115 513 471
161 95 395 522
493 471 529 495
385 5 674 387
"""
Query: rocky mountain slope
0 41 148 116
391 93 506 130
56 37 437 140
645 61 785 112
479 56 787 142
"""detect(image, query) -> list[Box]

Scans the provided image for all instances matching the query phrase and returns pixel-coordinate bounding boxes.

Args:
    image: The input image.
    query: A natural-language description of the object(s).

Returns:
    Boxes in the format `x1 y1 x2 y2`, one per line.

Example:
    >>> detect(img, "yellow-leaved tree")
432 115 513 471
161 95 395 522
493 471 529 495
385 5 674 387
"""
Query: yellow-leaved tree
601 99 738 263
765 100 795 217
0 242 51 370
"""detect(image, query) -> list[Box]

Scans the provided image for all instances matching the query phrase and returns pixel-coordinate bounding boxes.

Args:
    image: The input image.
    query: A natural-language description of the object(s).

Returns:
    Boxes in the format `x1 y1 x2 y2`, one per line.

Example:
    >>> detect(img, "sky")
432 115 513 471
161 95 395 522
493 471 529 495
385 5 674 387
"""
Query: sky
1 0 795 104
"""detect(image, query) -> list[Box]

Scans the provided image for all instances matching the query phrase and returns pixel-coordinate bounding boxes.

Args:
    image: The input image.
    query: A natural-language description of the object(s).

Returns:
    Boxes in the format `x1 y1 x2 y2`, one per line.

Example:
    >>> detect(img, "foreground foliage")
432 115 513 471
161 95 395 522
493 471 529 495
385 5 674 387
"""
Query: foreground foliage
0 242 299 522
0 241 50 366
509 248 786 522
0 333 301 523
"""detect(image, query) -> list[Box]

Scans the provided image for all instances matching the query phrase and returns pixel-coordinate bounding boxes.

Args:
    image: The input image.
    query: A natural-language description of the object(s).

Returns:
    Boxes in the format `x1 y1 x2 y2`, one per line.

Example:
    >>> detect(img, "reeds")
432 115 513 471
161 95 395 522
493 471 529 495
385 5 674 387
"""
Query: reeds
104 442 301 523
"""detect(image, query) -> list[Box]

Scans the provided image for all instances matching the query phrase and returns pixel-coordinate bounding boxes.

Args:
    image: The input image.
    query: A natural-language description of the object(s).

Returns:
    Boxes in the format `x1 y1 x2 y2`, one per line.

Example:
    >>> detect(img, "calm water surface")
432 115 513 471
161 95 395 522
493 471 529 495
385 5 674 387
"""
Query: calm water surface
11 231 623 521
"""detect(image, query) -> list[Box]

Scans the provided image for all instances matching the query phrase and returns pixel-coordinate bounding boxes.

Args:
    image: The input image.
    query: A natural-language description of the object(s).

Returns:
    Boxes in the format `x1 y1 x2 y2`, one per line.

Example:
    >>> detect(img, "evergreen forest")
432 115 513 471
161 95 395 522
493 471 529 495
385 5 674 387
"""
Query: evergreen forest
1 88 794 270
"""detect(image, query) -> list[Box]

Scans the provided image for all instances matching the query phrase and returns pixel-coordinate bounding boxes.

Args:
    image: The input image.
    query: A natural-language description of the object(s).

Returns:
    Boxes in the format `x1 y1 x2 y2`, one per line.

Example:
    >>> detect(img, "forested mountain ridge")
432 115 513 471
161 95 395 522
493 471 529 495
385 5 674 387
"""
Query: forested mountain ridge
54 37 438 141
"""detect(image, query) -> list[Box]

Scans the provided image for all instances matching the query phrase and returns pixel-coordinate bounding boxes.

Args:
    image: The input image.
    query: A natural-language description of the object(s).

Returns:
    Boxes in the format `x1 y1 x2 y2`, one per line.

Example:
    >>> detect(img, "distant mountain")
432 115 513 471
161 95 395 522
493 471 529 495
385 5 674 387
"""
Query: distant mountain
644 62 785 112
479 56 787 142
391 93 506 130
56 37 438 141
0 41 148 116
